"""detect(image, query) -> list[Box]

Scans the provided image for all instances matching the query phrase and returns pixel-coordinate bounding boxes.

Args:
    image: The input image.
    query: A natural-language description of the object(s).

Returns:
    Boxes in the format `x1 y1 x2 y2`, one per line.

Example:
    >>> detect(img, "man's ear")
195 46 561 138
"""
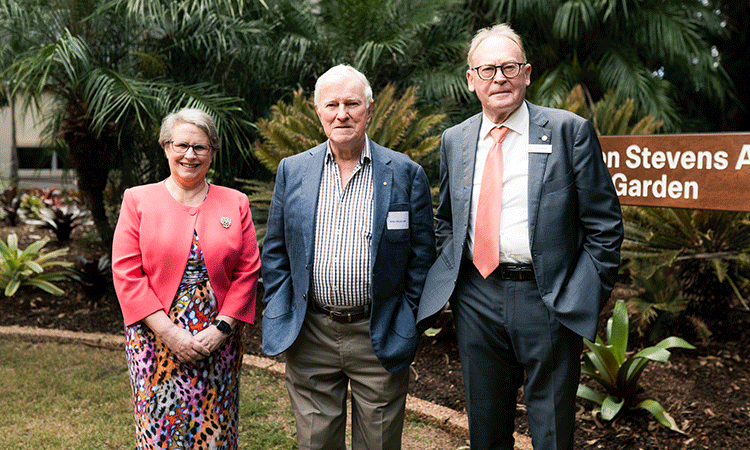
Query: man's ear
466 70 476 93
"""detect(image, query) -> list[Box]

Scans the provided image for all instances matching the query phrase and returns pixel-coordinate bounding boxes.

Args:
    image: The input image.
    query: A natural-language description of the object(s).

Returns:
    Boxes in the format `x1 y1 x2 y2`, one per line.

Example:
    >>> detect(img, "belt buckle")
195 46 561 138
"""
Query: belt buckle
327 310 354 323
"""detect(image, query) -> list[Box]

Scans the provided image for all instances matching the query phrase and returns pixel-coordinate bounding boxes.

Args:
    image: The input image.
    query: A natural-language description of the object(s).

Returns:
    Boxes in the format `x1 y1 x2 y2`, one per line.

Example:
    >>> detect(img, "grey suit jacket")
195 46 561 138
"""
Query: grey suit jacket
261 138 436 373
417 101 623 341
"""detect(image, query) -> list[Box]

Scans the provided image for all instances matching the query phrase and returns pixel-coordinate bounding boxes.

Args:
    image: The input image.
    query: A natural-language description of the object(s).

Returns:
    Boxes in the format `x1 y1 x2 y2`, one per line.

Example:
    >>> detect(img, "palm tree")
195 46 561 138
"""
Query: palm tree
316 0 472 105
250 0 473 117
0 0 262 244
473 0 733 132
715 0 750 131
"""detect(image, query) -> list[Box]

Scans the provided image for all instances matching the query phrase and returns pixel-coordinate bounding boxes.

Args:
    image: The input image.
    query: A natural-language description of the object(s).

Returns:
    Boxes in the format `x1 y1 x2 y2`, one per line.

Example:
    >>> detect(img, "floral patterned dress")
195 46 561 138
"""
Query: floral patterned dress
125 231 244 449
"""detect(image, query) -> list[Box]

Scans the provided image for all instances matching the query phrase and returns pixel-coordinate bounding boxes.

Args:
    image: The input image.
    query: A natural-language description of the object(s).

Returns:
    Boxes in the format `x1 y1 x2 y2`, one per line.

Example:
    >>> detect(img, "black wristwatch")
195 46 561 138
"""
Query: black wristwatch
213 319 232 335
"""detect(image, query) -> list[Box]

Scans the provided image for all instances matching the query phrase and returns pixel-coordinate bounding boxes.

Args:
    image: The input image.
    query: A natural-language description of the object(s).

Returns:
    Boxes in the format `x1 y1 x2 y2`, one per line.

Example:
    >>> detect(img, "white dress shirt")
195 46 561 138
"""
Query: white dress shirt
467 103 532 264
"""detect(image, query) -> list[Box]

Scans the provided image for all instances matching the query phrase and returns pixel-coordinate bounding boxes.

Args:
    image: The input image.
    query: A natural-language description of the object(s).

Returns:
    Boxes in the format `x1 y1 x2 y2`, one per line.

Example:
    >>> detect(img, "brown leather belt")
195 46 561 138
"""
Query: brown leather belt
310 301 370 323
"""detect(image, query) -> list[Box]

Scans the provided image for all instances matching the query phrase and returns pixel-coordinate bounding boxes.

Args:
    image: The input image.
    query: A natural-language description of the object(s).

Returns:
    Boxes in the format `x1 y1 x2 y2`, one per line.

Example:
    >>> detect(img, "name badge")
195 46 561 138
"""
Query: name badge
529 144 552 153
387 211 409 230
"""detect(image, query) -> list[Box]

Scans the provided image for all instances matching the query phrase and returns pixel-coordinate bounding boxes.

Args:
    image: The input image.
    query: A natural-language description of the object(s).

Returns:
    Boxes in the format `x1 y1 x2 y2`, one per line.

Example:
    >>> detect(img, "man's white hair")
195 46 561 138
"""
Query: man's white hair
467 23 527 67
314 64 373 106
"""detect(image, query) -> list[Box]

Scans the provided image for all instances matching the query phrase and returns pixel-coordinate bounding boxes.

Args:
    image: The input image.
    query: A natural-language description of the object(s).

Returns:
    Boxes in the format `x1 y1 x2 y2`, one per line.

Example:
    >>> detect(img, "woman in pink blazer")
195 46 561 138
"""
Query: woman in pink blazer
112 108 260 450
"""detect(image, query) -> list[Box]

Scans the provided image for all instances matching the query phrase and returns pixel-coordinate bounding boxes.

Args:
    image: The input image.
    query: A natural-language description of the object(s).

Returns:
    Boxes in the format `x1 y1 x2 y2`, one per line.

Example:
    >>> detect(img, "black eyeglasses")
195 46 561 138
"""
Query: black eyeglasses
471 62 527 80
168 141 212 156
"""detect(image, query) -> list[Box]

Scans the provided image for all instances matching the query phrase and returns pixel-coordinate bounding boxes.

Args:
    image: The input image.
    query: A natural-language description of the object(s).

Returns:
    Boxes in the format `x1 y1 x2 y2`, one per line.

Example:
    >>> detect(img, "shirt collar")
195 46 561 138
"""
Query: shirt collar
480 102 529 141
325 136 371 165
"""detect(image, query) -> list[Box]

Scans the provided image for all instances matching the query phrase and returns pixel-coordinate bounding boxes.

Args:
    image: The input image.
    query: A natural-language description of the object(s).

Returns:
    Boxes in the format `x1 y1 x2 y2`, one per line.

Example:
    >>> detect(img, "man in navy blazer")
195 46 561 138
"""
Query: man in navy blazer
417 24 623 450
262 65 435 450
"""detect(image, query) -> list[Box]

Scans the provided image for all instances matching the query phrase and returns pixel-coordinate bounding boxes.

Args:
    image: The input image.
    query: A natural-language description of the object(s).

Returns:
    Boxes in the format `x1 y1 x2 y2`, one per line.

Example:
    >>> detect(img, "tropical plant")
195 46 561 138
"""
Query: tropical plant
252 84 445 174
554 85 664 136
577 299 695 433
0 187 21 226
26 205 88 242
242 0 473 125
251 88 326 174
478 0 733 132
16 188 57 222
0 233 72 296
0 0 261 245
315 0 471 106
622 207 750 341
240 178 274 247
66 254 111 302
624 262 698 343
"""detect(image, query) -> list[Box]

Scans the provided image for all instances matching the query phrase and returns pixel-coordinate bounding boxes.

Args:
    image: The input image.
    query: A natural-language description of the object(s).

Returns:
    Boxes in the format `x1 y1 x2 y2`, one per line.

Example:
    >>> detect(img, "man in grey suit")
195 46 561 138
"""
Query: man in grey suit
262 64 435 450
417 24 623 450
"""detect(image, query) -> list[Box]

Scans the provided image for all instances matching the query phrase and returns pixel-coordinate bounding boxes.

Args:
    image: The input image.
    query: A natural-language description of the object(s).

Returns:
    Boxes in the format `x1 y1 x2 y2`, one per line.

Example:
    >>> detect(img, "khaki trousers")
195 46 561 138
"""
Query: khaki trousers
285 308 409 450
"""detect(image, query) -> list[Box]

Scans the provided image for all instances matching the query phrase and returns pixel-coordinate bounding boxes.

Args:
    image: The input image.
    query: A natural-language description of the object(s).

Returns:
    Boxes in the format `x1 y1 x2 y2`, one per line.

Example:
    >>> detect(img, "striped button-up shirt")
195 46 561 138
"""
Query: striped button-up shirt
311 141 374 307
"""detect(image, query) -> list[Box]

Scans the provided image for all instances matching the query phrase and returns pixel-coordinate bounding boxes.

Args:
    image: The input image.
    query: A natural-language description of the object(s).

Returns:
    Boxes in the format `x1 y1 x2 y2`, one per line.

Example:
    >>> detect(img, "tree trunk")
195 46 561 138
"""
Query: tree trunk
8 90 18 186
60 100 116 247
80 187 112 245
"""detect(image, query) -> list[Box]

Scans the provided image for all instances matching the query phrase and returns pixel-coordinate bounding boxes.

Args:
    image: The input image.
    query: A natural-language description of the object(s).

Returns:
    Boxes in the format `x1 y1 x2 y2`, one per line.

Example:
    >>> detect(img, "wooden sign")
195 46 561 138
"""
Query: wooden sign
599 133 750 212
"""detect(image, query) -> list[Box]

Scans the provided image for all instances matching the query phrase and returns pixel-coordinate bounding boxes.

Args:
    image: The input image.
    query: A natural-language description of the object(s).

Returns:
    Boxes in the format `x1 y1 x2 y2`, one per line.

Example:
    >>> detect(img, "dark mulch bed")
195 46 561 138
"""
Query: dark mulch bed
2 223 749 449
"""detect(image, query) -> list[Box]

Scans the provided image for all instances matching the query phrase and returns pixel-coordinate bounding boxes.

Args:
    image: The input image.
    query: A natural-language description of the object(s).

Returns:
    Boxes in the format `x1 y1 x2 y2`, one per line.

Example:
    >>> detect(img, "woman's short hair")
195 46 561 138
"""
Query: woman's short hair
314 64 373 106
467 23 526 67
159 108 220 152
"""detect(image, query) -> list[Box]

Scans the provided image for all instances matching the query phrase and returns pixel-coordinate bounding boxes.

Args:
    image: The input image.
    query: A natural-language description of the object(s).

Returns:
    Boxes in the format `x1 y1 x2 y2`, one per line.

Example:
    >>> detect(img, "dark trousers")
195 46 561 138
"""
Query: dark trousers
451 262 583 450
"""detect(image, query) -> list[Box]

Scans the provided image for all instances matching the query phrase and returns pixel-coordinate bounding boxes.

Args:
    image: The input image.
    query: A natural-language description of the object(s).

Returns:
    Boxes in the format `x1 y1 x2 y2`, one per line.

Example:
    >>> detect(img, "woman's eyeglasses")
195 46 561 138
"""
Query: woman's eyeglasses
168 141 212 156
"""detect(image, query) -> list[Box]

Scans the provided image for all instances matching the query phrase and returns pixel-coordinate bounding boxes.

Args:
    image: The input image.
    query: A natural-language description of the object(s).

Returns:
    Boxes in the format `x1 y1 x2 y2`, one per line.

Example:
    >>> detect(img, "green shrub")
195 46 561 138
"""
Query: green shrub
577 299 695 433
623 207 750 341
0 233 72 296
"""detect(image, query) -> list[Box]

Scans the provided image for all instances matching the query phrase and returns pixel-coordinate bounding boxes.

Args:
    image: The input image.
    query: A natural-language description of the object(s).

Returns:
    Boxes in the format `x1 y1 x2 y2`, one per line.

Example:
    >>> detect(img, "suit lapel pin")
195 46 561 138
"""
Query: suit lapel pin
220 217 231 228
541 135 548 141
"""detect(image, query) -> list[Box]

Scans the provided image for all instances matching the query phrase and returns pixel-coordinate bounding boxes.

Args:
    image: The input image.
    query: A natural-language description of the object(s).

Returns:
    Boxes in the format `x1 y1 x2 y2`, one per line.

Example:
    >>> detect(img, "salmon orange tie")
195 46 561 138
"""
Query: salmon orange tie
474 126 510 278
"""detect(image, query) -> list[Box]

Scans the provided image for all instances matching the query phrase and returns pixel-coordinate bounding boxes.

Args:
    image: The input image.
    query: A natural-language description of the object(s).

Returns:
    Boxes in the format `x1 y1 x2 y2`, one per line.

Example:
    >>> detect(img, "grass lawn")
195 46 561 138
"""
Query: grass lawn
0 335 466 449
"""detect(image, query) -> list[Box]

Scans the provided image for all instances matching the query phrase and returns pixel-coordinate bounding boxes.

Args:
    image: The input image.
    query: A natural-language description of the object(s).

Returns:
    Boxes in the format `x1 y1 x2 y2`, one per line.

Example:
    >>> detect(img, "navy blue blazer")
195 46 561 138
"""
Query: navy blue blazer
417 102 623 341
261 138 436 373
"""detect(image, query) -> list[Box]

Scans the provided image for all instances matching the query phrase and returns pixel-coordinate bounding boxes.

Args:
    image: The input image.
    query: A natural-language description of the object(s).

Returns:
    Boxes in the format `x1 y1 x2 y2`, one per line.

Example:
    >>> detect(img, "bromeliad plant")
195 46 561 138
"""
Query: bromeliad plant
66 254 112 302
577 299 695 433
0 233 72 297
0 187 22 226
26 205 88 241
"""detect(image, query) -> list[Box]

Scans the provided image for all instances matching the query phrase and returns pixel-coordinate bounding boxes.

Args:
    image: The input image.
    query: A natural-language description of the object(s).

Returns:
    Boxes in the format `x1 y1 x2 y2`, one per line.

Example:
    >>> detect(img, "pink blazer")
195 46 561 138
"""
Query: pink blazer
112 180 260 326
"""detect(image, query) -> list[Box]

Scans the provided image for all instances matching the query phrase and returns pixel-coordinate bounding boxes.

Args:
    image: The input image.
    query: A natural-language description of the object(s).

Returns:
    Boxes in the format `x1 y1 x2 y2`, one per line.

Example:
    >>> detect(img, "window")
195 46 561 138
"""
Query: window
17 147 70 170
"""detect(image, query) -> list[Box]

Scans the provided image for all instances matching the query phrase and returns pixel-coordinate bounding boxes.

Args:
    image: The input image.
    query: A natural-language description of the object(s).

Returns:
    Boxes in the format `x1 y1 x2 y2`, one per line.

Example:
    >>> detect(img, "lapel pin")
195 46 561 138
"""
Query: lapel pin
220 217 231 228
541 135 548 141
